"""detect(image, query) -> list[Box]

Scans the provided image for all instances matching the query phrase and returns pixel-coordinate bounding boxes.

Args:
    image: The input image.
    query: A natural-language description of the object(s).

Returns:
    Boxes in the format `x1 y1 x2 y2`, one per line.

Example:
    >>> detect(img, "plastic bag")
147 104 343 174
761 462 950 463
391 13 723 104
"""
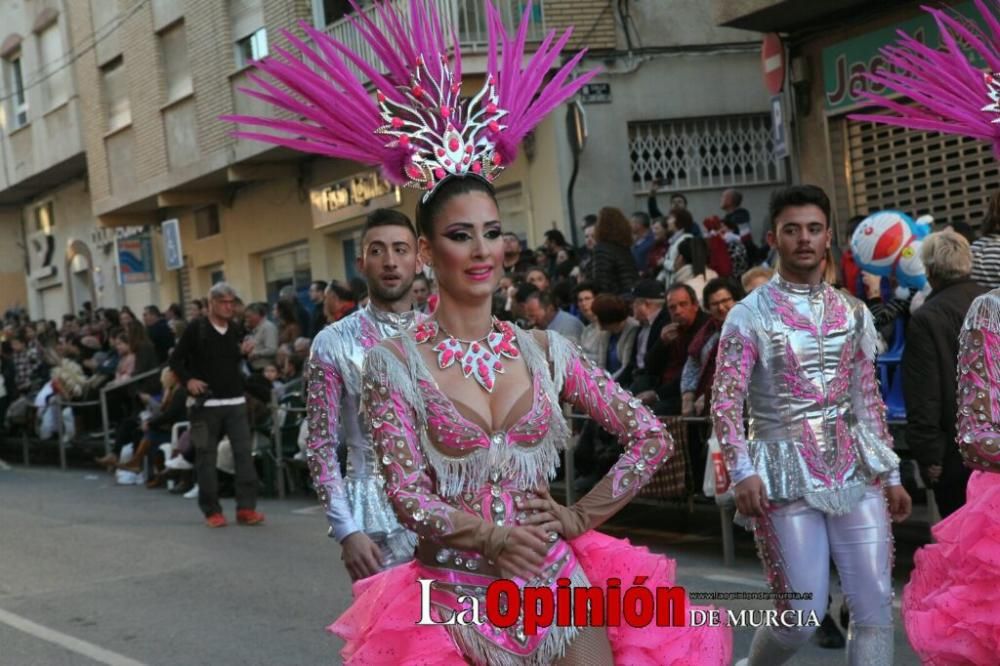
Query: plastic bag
703 433 734 504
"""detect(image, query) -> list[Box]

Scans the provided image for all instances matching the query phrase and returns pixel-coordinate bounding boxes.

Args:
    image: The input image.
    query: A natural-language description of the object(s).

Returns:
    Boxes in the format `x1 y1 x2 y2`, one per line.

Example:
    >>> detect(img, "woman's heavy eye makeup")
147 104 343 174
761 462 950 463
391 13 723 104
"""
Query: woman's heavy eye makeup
442 221 503 241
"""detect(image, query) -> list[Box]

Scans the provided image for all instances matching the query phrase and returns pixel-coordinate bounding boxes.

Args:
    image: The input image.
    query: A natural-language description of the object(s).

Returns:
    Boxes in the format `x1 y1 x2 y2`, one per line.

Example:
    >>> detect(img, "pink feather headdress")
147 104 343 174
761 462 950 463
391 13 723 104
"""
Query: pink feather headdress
224 0 598 198
849 0 1000 157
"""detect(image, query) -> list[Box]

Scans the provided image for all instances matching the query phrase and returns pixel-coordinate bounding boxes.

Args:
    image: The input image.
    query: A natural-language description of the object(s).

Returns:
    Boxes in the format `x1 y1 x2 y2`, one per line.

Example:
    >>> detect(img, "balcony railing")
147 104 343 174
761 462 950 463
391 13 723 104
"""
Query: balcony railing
322 0 546 80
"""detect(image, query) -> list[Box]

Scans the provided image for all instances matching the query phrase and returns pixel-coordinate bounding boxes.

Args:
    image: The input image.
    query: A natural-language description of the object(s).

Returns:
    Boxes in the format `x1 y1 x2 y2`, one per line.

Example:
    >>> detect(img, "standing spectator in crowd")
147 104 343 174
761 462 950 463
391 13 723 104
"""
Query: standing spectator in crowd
324 281 357 323
645 218 671 279
574 282 605 366
741 266 774 293
516 287 583 344
525 267 550 293
278 285 310 338
411 275 432 313
700 217 734 278
590 207 639 296
243 302 278 373
275 299 302 346
577 217 597 278
631 211 655 271
143 306 175 364
946 221 977 247
643 284 709 415
626 279 671 395
542 229 567 276
10 330 42 396
971 190 1000 288
170 282 263 528
308 280 329 337
185 299 206 321
721 218 750 278
674 237 719 302
501 232 533 276
647 179 695 229
349 276 369 308
902 230 988 517
592 294 640 384
682 278 743 418
661 208 697 285
166 303 185 323
721 188 760 262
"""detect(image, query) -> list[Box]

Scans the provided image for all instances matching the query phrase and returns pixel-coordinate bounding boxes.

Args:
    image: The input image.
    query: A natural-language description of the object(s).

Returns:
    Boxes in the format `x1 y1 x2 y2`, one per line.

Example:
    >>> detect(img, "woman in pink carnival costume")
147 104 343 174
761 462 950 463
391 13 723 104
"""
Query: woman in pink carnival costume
226 1 732 663
851 1 1000 663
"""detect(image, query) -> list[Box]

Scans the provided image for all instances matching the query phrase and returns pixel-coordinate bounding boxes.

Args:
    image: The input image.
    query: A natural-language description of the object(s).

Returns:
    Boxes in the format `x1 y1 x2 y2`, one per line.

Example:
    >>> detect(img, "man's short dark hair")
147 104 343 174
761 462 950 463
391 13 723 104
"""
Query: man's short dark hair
703 277 745 310
574 281 598 299
515 284 542 305
666 283 698 304
631 212 651 229
543 229 566 246
412 274 430 287
769 185 831 230
246 302 268 317
361 208 417 244
311 280 328 292
583 214 597 228
143 305 161 317
325 280 354 301
591 294 629 326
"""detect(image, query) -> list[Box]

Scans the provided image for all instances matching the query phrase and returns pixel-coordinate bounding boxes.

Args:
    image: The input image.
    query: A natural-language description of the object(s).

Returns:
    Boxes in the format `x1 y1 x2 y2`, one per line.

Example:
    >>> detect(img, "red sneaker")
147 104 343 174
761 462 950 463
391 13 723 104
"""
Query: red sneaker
236 509 265 526
205 513 227 528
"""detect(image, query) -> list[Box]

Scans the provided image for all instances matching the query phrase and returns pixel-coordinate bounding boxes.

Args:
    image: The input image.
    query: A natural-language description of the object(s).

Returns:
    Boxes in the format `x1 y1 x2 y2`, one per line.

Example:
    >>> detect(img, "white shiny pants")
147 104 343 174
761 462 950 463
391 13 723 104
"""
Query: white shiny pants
747 486 895 665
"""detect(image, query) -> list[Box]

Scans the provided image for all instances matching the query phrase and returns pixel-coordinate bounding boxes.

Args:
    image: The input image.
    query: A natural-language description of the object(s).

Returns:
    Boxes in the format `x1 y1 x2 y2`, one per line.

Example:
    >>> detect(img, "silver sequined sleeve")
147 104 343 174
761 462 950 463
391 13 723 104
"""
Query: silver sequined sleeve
306 340 359 542
711 304 760 486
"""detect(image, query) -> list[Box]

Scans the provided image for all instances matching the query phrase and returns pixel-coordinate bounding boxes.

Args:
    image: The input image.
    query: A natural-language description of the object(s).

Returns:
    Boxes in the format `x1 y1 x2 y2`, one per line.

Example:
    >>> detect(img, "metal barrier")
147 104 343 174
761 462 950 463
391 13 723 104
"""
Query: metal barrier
100 366 165 456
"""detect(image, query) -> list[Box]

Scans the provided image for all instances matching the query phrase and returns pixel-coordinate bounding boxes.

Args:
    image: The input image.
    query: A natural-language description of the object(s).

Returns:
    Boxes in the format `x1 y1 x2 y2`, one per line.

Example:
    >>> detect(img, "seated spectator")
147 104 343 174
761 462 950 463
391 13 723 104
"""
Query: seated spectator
590 207 639 296
10 329 43 396
970 190 1000 288
574 282 606 367
643 284 710 415
645 218 671 278
292 336 311 362
525 268 551 293
630 211 655 271
673 236 719 302
243 302 278 372
626 279 670 396
681 277 744 417
119 307 137 327
411 275 432 313
741 266 774 293
263 363 285 400
275 299 302 346
166 303 185 323
123 368 189 485
185 299 205 321
282 354 305 396
591 293 640 385
143 305 175 364
516 287 583 345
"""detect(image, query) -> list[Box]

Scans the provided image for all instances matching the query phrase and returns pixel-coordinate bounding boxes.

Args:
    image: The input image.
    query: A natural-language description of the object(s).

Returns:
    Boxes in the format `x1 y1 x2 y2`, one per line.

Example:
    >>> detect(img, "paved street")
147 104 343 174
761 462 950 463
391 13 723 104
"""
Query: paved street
0 464 920 665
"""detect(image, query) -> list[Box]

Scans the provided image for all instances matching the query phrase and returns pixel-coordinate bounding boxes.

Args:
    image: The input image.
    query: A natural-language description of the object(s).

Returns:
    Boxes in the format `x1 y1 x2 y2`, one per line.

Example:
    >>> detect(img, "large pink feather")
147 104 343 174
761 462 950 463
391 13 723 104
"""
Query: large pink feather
850 0 1000 156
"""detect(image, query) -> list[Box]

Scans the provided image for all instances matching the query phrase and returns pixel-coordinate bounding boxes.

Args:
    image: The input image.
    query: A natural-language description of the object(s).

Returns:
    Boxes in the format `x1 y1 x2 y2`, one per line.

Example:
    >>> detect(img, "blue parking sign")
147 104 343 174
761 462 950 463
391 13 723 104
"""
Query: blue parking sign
163 218 184 271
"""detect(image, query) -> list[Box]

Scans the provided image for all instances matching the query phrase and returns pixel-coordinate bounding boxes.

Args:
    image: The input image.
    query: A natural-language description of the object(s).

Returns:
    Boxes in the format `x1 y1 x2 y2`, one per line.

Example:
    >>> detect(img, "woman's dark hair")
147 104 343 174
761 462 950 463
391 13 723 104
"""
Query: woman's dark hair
769 185 831 230
125 320 149 352
574 281 598 299
591 294 629 326
415 176 499 238
167 303 184 320
678 237 710 277
275 299 297 326
702 277 744 310
670 207 696 234
594 207 633 249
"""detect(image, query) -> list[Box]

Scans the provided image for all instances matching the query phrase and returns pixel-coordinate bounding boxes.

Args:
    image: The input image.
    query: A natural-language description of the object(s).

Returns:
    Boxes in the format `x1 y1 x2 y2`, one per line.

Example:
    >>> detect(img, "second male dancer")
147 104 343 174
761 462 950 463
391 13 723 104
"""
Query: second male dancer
712 185 911 665
306 208 423 580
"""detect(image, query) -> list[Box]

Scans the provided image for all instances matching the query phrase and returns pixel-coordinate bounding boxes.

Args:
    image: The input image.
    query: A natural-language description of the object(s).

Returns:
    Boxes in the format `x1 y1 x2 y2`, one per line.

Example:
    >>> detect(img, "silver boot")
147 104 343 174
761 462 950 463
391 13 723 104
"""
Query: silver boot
846 623 894 666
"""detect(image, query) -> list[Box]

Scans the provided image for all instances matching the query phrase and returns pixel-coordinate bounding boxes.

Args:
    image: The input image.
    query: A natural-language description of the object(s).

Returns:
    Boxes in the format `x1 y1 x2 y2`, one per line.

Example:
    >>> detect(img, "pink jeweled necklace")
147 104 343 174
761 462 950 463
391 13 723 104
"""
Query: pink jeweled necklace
414 317 520 393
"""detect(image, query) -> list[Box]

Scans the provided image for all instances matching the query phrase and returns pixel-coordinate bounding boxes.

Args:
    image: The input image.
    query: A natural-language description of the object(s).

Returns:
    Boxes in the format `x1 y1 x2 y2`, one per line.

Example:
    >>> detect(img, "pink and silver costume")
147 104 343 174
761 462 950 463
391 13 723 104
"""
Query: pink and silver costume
903 289 1000 665
330 328 732 665
712 275 901 665
306 304 420 564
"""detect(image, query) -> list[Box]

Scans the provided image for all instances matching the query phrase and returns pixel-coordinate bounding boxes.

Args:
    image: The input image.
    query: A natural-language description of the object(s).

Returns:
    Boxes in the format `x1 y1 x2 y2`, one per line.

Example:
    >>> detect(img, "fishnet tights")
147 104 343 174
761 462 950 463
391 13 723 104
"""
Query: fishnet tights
556 626 614 665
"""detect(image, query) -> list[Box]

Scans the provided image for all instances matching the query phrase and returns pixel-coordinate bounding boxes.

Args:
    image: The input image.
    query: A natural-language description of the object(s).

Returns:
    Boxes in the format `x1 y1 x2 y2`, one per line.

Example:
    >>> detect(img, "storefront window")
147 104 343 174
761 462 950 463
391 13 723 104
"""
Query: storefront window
263 244 312 306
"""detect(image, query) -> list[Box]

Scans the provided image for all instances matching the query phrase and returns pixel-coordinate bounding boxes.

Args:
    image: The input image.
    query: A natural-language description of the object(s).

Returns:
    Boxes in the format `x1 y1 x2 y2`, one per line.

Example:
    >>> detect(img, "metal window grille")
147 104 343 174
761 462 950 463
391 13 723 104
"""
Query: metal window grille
845 120 998 227
629 114 785 193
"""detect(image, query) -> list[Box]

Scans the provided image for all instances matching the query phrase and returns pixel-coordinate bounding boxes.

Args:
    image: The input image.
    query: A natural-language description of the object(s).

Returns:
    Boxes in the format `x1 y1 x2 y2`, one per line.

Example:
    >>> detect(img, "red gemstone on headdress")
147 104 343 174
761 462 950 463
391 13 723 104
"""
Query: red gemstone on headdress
391 117 404 129
425 182 434 189
492 153 503 165
463 157 470 165
377 91 386 103
412 85 424 97
441 349 454 365
416 56 425 67
406 164 422 179
436 148 446 157
477 362 488 378
434 168 446 179
448 137 460 152
488 121 500 133
451 83 461 94
472 162 482 174
457 352 464 360
444 159 452 166
465 145 473 154
399 135 410 148
440 106 451 117
471 343 480 353
493 361 502 371
486 103 497 115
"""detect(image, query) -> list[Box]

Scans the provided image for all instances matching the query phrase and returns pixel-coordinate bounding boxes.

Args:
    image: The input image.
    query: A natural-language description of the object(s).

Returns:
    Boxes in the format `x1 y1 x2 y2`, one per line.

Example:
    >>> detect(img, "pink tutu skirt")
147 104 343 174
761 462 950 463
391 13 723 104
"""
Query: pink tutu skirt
329 530 732 665
903 471 1000 665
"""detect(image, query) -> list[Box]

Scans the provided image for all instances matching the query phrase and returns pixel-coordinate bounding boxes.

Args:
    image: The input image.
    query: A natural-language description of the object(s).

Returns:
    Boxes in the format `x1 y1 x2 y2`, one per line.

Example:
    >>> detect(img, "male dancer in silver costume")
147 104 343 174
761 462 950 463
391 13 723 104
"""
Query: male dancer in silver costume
712 185 912 665
306 208 422 580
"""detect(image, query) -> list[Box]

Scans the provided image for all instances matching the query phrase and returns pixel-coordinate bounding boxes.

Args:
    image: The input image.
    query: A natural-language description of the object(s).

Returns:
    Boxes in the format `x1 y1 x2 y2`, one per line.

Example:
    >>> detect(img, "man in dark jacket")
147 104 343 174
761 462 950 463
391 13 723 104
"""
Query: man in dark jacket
170 282 264 528
627 279 671 395
902 230 988 517
642 284 709 415
143 305 175 364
